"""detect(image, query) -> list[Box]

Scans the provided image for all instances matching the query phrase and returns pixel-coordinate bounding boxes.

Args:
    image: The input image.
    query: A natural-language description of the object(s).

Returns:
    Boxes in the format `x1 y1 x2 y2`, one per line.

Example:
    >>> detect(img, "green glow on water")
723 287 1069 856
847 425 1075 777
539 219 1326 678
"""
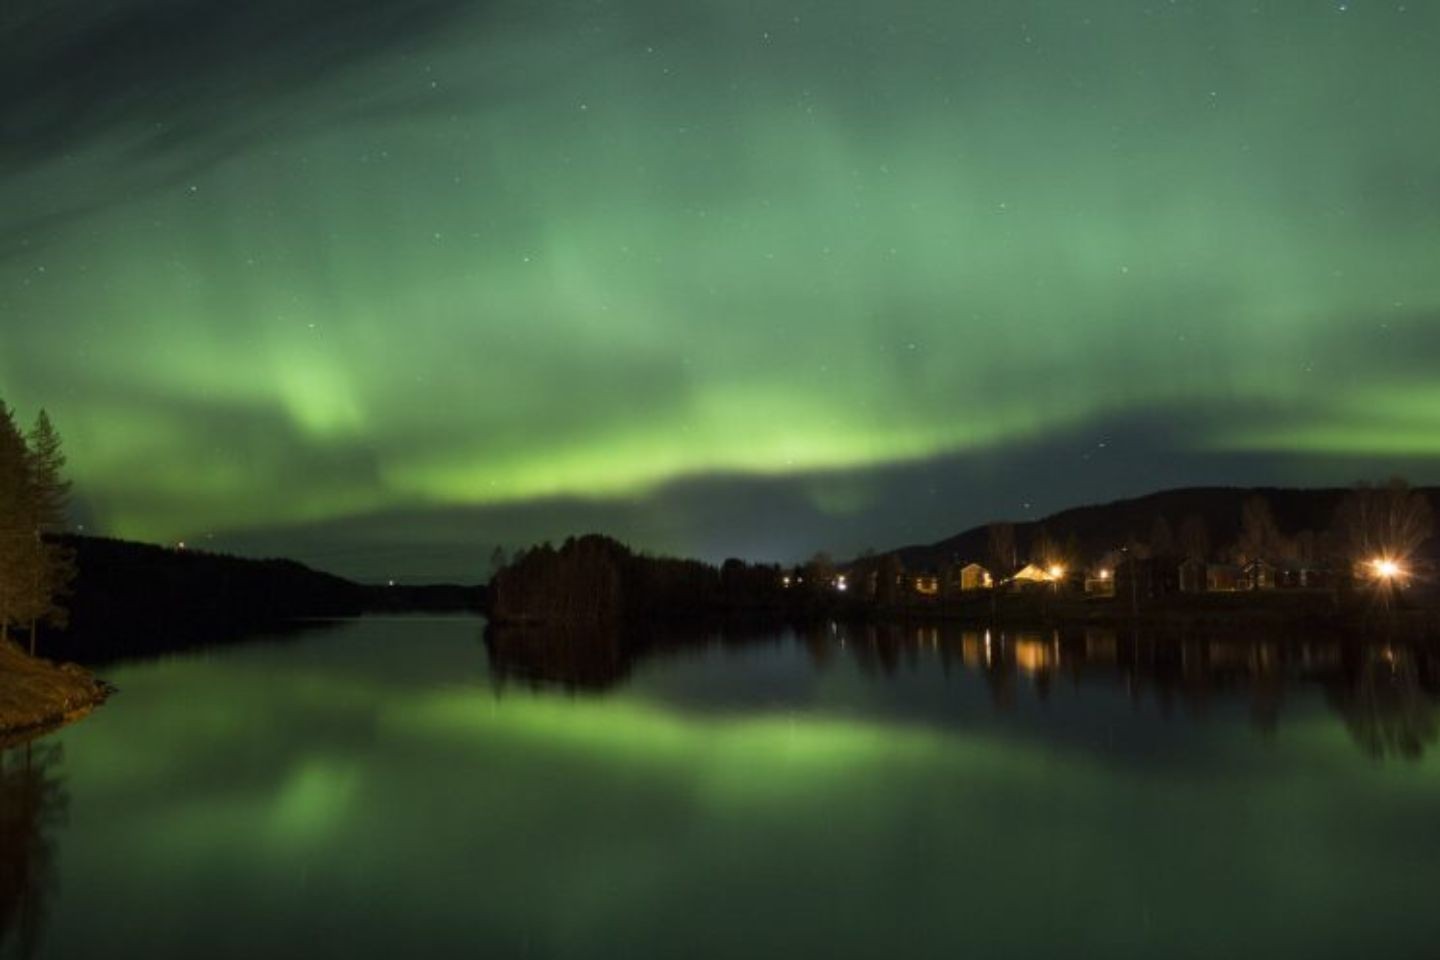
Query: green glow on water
9 619 1440 959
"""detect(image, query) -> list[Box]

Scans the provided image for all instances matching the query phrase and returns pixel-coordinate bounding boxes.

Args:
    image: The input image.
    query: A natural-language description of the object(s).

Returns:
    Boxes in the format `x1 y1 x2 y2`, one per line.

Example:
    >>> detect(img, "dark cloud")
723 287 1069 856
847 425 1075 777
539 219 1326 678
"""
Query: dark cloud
0 0 508 259
1 0 492 168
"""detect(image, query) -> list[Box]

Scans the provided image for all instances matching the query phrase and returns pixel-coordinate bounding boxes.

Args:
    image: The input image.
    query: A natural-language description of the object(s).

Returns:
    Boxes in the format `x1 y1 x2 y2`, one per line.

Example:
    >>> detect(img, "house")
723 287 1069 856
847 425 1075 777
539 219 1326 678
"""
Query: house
959 563 993 591
1085 568 1115 596
1179 557 1207 594
1011 563 1055 585
911 573 940 596
1276 560 1331 590
1243 559 1277 591
1207 563 1243 592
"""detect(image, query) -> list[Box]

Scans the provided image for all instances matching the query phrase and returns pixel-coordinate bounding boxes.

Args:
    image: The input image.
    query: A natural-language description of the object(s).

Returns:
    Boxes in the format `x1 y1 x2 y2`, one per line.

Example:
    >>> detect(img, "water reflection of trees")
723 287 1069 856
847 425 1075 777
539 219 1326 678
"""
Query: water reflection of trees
484 620 788 694
0 741 67 959
1325 647 1439 760
482 618 1440 760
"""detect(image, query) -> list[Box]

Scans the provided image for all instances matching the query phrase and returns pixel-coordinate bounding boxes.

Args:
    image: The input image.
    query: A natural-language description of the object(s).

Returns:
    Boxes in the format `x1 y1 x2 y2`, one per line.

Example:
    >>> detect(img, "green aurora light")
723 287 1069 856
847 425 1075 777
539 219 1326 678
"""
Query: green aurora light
2 0 1438 569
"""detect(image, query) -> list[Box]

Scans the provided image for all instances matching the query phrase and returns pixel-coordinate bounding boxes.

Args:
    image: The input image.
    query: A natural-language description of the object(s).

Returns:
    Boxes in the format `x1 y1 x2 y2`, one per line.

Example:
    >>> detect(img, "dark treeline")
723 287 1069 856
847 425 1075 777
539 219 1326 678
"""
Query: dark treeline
489 481 1440 632
42 535 368 661
488 534 793 624
0 397 487 663
887 480 1438 576
40 536 484 663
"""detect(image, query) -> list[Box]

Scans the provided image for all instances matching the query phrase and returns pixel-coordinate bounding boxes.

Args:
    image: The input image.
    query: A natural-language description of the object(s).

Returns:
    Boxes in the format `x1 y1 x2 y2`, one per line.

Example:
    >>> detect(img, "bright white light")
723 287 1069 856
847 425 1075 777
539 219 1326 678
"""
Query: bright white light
1373 558 1403 579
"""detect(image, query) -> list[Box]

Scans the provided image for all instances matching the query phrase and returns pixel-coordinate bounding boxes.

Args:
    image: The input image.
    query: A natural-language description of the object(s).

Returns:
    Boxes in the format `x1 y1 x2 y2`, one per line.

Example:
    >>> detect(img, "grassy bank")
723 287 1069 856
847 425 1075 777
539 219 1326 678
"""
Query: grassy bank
0 640 109 744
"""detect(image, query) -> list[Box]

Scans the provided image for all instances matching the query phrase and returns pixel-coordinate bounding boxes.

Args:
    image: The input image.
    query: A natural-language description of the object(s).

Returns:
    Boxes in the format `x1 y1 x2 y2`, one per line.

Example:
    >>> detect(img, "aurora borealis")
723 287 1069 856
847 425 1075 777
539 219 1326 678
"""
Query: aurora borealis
3 0 1439 578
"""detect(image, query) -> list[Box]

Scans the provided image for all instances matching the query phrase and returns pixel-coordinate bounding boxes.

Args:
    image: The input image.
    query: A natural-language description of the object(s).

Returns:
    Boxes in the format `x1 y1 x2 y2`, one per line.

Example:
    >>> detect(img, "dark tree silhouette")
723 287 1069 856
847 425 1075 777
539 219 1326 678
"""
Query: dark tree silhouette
1328 647 1438 760
1028 524 1063 568
1332 477 1435 568
987 522 1016 578
1178 514 1210 561
875 553 905 607
1233 495 1284 564
1149 515 1176 557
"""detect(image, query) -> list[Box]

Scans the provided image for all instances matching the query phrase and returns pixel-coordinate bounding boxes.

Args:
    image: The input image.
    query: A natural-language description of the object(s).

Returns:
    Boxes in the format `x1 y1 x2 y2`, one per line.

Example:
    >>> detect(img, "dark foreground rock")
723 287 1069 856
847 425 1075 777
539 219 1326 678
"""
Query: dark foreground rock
0 640 109 743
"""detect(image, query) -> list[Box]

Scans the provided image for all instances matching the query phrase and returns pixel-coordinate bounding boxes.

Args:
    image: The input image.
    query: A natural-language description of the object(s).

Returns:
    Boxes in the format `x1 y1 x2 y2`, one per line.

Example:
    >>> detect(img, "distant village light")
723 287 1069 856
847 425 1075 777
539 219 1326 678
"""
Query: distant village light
1048 565 1065 580
1098 569 1111 580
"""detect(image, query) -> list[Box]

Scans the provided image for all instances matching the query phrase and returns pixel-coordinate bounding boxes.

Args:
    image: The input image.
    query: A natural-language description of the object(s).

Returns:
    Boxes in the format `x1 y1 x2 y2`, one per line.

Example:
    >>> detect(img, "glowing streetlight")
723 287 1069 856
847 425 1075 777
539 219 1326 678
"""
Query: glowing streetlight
1372 558 1404 580
1047 565 1066 580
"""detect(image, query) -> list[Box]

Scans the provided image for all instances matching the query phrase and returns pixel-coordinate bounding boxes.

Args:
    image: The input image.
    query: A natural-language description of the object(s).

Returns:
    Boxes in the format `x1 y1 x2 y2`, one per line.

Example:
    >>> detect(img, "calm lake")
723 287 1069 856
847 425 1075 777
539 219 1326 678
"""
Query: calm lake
5 616 1440 958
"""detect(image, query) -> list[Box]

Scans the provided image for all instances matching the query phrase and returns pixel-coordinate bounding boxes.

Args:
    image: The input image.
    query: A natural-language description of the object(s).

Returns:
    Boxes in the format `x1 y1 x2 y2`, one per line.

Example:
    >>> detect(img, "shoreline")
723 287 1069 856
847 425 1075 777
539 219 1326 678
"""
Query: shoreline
0 639 111 745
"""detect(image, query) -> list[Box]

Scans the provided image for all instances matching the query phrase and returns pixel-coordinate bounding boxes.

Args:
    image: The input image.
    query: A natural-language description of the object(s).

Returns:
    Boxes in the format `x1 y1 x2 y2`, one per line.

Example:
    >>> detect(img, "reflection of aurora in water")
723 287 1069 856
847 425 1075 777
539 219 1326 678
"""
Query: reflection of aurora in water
9 617 1440 959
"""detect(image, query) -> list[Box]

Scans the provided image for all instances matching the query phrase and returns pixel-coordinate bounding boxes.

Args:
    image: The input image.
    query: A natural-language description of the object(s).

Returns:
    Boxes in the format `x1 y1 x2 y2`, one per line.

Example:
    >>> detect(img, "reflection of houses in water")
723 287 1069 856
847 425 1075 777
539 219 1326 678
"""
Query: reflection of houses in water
1083 628 1118 665
1013 633 1059 676
1202 638 1279 674
960 631 992 670
485 616 1440 761
828 623 1440 759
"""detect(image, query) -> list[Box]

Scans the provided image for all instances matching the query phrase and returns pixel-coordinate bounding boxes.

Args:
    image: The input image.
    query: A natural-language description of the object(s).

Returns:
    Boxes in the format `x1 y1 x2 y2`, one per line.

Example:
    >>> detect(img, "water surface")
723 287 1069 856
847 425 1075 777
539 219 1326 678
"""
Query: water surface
4 617 1440 958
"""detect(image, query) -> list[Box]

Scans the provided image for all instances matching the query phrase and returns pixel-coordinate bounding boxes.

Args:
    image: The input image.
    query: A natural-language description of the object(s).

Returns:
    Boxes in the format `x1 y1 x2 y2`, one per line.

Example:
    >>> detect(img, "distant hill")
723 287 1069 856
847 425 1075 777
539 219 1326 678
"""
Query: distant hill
879 485 1440 572
41 535 484 662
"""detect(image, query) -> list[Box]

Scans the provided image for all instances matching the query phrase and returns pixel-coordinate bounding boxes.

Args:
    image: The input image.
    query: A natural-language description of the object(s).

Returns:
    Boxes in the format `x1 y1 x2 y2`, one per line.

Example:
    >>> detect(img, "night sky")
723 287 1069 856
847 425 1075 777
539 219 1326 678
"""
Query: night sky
3 0 1438 580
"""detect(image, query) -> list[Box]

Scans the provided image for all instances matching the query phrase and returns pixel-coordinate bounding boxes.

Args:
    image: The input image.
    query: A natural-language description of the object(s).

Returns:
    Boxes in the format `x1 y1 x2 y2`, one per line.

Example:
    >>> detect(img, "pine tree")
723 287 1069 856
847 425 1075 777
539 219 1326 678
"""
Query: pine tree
23 411 75 653
0 401 31 644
